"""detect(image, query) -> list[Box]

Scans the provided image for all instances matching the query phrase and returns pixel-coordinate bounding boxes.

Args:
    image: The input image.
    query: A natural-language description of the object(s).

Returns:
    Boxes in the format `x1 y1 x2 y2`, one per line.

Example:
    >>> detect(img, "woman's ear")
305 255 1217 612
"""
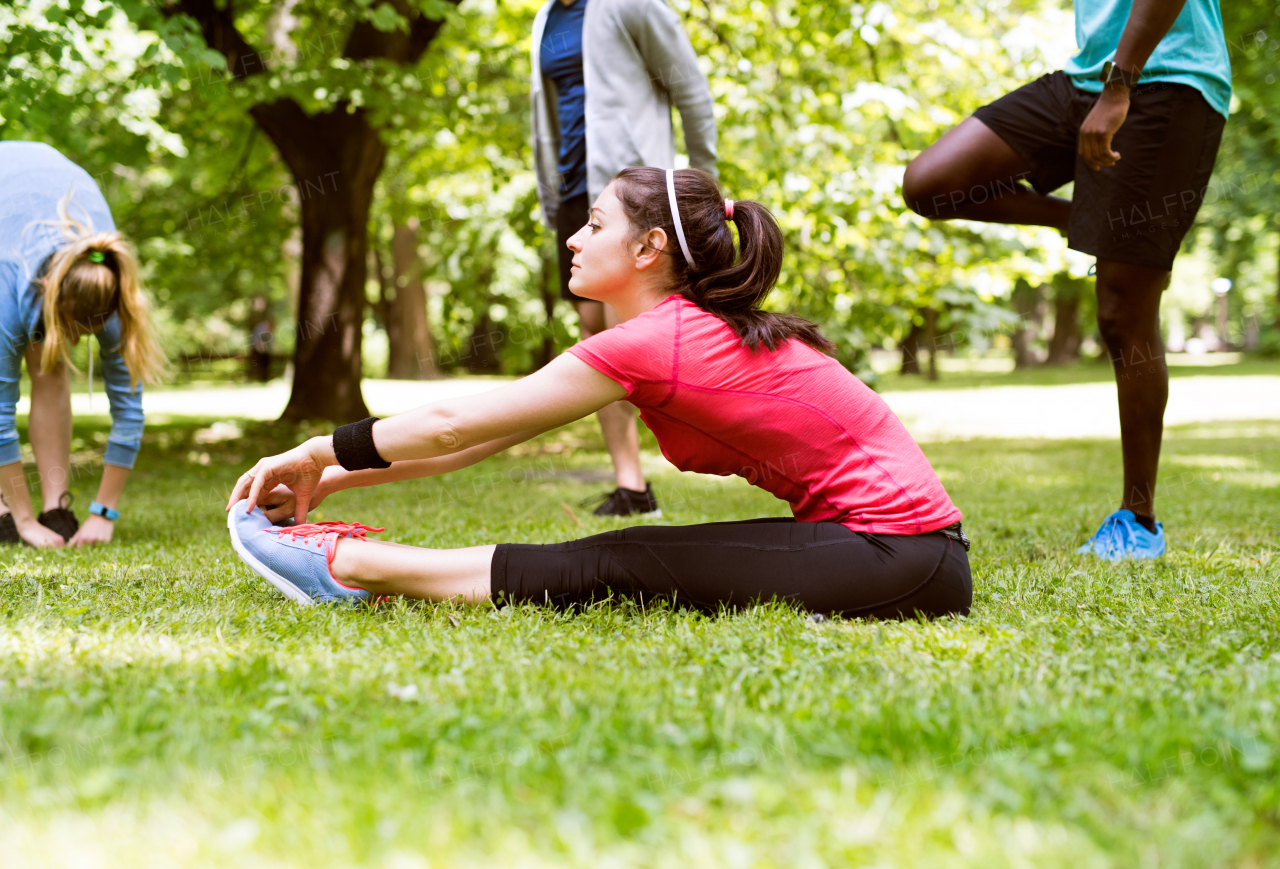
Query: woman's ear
634 228 668 271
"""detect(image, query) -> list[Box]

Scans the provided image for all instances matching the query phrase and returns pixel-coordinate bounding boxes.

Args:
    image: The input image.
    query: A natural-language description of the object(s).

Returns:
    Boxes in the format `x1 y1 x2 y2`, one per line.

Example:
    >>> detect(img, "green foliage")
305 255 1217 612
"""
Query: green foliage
381 0 1277 369
686 0 1076 366
1 0 300 363
4 0 1277 376
370 0 570 374
1 413 1279 864
1255 326 1280 357
374 0 1093 375
1187 0 1280 330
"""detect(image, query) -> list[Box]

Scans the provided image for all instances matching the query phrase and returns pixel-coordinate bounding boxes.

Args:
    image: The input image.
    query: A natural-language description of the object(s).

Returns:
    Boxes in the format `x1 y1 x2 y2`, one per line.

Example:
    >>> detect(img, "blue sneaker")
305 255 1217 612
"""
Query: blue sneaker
1077 509 1165 561
227 500 384 605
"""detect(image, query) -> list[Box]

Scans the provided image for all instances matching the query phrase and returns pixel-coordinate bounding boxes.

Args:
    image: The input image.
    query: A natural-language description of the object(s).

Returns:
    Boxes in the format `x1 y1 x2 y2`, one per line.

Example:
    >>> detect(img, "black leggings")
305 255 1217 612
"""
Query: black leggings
492 518 972 620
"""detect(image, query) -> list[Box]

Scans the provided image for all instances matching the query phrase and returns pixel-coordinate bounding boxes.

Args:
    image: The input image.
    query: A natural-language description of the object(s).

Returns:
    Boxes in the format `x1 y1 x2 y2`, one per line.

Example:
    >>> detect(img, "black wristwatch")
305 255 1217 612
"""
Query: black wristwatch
1099 60 1141 89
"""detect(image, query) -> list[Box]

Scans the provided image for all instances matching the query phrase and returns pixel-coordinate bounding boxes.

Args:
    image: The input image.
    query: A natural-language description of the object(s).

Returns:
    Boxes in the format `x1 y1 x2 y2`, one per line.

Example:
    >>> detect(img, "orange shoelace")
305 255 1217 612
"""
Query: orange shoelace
265 521 385 543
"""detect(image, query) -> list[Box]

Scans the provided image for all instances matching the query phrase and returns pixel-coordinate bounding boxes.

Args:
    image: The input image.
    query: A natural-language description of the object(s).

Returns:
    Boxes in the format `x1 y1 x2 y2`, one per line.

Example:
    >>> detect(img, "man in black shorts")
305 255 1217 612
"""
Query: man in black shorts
902 0 1231 560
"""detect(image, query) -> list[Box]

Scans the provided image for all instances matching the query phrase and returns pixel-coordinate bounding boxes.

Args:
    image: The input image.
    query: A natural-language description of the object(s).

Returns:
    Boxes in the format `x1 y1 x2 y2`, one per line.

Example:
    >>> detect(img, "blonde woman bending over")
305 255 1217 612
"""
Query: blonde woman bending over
0 142 164 547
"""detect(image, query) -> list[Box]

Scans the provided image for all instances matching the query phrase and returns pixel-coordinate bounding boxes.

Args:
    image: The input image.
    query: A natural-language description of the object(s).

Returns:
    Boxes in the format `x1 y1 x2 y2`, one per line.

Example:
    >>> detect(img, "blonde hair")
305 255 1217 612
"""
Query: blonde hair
35 191 165 389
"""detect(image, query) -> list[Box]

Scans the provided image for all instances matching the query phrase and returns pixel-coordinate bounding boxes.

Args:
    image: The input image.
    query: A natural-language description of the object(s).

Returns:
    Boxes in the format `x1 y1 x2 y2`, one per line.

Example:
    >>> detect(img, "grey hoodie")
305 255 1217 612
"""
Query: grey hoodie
530 0 719 227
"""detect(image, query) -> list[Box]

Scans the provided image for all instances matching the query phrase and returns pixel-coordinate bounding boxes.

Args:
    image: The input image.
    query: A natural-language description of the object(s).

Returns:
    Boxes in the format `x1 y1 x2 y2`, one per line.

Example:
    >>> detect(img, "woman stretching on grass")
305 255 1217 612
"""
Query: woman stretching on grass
1 142 165 547
227 167 972 619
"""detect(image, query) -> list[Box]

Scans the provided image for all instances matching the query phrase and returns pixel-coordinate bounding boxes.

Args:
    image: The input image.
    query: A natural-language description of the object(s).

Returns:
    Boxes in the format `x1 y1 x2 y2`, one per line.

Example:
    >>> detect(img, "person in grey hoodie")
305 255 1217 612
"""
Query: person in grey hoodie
531 0 717 516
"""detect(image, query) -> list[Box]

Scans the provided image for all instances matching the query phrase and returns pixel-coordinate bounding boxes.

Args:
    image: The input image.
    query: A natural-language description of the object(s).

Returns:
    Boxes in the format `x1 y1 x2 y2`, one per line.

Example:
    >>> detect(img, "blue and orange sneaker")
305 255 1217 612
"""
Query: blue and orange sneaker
227 500 384 605
1077 509 1166 561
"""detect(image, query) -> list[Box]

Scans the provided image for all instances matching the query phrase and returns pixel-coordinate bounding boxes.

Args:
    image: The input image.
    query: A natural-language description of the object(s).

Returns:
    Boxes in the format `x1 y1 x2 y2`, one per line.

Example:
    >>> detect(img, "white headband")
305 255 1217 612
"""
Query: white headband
665 169 696 269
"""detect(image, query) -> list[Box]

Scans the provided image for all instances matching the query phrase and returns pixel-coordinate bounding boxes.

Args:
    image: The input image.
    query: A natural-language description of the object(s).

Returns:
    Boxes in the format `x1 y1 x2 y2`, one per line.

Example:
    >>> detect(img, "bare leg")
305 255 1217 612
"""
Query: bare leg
24 344 72 512
903 117 1072 229
330 538 495 603
575 299 645 491
1095 259 1170 521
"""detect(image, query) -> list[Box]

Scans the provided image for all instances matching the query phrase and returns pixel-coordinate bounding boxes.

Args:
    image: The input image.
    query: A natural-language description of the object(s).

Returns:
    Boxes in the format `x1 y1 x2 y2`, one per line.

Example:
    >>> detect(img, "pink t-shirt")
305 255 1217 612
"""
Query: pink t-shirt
567 296 962 535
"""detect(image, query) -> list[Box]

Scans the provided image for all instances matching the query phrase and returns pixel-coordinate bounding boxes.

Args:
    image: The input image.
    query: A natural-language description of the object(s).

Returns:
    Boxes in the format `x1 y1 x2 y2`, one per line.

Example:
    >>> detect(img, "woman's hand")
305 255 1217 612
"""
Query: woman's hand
16 517 66 548
256 480 331 525
226 436 337 523
68 514 114 547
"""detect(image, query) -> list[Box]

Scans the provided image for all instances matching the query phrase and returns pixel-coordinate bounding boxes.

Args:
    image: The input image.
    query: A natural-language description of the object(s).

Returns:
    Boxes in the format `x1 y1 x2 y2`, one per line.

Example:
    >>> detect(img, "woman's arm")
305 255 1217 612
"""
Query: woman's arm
370 353 624 462
230 353 626 520
49 316 143 546
68 463 127 546
95 314 146 470
322 426 553 492
257 427 553 524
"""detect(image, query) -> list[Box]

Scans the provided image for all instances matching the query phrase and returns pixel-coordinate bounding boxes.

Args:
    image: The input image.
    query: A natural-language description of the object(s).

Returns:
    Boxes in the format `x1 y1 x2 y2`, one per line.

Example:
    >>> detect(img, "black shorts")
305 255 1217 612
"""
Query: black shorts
491 517 973 621
973 71 1225 271
555 192 590 302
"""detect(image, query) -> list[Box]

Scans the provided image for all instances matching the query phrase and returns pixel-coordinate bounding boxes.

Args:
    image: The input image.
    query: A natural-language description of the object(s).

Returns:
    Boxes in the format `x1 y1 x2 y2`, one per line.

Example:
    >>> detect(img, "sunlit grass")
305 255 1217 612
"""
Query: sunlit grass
869 352 1280 391
1 415 1278 867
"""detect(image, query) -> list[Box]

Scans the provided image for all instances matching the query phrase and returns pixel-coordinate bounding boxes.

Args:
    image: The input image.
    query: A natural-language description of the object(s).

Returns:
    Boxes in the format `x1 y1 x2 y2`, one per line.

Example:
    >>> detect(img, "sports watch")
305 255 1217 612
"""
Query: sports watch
89 501 120 521
1099 61 1142 89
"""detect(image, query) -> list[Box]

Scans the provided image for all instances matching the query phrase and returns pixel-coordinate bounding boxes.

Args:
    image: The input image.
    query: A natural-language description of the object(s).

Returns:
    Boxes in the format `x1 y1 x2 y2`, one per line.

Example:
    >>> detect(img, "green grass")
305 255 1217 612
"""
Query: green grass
871 354 1280 392
1 413 1278 867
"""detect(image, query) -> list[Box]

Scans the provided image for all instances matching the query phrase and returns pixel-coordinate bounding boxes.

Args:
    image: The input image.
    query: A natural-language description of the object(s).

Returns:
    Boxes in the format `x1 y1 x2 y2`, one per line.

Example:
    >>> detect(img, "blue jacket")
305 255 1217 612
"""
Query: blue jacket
0 142 144 469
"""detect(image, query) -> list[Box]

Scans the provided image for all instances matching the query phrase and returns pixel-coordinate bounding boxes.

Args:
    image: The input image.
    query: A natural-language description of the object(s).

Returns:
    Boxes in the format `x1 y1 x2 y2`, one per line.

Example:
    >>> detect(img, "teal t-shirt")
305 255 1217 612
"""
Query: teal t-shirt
1063 0 1232 118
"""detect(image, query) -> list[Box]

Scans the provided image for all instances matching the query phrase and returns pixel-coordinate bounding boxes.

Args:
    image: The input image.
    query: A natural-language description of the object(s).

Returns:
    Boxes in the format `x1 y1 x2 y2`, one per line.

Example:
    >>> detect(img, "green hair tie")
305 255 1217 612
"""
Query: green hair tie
88 251 105 263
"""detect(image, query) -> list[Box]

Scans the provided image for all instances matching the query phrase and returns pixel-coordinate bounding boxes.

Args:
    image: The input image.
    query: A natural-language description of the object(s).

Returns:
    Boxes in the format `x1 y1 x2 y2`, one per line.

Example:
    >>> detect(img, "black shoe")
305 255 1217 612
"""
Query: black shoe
582 483 661 518
38 492 79 542
0 512 20 545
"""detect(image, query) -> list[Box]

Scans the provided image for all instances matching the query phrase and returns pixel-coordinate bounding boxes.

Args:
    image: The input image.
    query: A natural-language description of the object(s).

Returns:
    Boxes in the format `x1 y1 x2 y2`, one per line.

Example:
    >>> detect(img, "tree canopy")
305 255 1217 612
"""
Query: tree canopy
3 0 1275 406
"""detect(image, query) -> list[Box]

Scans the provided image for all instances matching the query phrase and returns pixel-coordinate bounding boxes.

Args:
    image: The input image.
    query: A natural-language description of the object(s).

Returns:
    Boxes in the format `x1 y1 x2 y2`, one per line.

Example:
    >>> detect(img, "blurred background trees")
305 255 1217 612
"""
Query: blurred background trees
2 0 1276 420
1196 0 1280 352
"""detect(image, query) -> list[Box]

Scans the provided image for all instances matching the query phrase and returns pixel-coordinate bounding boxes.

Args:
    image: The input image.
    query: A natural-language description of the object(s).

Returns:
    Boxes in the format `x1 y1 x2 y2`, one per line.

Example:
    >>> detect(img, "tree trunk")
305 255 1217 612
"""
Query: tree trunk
465 311 503 373
1045 288 1082 365
900 321 923 375
249 102 383 422
247 295 273 382
1011 278 1041 369
385 219 439 379
923 307 939 381
371 244 393 367
163 0 457 422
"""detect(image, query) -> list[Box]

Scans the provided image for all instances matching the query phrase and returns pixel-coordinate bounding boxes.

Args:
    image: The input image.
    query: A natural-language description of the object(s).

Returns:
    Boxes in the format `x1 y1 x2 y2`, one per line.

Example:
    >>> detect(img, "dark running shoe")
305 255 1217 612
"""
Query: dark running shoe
582 483 661 518
0 512 20 545
38 492 79 542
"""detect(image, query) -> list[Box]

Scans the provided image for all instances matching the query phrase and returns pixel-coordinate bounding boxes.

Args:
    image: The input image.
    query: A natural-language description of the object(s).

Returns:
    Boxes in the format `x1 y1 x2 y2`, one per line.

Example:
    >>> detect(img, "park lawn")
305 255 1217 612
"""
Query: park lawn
869 353 1280 392
1 414 1278 868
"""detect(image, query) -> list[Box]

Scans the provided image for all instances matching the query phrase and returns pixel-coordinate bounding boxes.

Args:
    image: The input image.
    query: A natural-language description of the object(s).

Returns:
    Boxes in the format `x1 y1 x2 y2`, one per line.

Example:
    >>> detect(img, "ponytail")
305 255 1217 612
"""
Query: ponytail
612 167 833 353
34 191 166 388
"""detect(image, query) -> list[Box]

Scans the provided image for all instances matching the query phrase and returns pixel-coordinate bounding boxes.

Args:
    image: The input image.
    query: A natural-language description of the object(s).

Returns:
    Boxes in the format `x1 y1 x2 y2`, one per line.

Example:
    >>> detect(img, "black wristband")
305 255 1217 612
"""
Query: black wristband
1099 60 1141 89
332 417 391 471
